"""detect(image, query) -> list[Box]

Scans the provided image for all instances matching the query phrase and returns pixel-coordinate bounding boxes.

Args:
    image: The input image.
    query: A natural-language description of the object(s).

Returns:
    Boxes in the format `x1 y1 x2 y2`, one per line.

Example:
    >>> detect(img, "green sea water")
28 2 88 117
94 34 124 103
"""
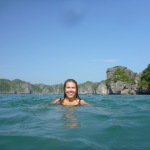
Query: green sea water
0 94 150 150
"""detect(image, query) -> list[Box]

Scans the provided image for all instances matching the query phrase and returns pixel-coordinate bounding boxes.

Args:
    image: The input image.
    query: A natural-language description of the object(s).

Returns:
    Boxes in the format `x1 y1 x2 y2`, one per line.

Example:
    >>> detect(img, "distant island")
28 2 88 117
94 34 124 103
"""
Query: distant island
0 65 150 95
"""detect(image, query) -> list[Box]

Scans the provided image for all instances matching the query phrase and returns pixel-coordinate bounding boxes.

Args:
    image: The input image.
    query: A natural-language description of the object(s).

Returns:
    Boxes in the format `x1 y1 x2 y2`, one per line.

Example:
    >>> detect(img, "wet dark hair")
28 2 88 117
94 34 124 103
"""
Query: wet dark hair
63 79 81 100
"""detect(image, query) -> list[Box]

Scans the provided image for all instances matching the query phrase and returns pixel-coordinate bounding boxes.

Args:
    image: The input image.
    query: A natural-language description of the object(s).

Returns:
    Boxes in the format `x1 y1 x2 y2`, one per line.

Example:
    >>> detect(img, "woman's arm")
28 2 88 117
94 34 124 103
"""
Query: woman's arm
80 99 91 106
50 98 61 104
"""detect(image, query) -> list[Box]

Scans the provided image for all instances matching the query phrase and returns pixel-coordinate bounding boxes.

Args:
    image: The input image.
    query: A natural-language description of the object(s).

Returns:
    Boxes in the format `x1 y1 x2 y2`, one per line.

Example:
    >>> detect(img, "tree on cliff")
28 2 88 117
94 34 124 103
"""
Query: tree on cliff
139 64 150 88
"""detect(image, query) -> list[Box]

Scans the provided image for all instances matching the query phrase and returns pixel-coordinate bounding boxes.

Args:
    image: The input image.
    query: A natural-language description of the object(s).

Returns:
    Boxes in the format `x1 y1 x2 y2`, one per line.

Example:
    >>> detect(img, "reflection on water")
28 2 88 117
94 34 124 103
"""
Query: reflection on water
63 107 79 128
1 94 150 150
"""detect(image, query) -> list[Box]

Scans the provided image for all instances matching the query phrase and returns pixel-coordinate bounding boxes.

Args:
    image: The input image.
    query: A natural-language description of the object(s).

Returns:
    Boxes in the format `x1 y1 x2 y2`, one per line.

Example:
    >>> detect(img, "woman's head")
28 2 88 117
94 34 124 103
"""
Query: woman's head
64 79 80 99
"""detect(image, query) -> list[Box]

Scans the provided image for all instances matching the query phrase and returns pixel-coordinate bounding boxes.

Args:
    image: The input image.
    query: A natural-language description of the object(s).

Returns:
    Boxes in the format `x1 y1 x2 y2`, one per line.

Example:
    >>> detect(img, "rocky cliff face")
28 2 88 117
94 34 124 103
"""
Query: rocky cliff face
78 81 98 94
13 79 32 94
96 66 141 94
96 81 108 94
0 79 32 94
106 66 140 94
0 65 150 94
0 79 15 94
0 79 64 94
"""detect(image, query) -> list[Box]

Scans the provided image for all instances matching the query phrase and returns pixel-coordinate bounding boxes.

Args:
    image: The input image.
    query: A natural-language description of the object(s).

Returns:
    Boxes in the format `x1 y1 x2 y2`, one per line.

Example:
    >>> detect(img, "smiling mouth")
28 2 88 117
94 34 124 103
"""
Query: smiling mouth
67 92 75 96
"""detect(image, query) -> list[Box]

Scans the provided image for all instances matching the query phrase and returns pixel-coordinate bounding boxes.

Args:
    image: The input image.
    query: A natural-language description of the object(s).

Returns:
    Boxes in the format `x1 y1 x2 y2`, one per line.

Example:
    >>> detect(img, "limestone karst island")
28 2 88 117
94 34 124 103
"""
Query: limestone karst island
0 65 150 95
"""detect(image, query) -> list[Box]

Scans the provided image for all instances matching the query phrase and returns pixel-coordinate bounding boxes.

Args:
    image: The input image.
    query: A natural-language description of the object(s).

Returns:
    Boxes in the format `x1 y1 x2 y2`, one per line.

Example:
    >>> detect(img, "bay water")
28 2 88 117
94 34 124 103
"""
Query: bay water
0 94 150 150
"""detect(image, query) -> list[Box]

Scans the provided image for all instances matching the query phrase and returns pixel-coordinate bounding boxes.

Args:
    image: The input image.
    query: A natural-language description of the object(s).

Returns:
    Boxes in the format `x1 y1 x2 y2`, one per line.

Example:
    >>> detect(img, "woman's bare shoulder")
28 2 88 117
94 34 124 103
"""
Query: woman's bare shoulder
51 98 61 104
80 99 91 106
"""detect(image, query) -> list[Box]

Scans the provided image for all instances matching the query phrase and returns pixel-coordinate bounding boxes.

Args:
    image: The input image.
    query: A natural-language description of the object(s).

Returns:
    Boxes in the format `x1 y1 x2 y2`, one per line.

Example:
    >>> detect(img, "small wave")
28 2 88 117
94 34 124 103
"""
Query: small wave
0 94 150 150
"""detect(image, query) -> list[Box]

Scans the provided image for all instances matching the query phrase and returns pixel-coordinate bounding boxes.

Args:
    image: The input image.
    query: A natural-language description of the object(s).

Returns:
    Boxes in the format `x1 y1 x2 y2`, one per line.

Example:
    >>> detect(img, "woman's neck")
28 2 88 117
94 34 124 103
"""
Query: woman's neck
65 97 76 102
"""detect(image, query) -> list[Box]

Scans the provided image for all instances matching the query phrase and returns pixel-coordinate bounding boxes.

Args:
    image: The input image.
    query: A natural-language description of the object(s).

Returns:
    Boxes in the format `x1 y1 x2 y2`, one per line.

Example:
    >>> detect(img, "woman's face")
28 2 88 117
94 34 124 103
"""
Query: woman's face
65 81 77 99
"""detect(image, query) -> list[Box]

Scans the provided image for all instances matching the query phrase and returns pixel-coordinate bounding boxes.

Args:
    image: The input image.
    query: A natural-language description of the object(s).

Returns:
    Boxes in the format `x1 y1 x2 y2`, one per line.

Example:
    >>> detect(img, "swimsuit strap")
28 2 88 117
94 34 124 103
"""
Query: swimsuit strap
59 98 81 105
78 99 81 105
59 98 64 105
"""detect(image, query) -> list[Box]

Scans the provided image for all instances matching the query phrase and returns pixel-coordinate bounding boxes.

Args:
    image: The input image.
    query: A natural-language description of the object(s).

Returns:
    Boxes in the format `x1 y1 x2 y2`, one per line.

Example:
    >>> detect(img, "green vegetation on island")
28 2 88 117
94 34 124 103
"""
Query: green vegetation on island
0 79 13 92
105 67 134 84
0 64 150 94
139 64 150 88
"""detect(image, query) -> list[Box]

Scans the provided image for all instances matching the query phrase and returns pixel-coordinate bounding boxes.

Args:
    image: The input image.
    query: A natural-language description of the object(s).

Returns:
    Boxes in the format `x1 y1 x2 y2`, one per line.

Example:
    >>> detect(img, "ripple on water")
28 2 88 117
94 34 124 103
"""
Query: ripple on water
0 94 150 150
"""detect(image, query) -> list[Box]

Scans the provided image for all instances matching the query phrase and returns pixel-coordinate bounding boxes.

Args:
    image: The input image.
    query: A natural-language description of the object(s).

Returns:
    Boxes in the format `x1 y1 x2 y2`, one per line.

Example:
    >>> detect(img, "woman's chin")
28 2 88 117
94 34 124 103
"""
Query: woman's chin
67 95 75 99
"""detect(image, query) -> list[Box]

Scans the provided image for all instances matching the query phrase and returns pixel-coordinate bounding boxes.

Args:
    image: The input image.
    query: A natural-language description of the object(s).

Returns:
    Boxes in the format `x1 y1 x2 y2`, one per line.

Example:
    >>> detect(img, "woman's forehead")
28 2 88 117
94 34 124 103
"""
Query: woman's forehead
66 81 76 86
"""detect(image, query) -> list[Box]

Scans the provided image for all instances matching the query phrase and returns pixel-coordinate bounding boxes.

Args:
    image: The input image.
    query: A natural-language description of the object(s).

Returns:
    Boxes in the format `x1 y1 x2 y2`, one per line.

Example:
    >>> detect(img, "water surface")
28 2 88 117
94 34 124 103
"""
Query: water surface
0 94 150 150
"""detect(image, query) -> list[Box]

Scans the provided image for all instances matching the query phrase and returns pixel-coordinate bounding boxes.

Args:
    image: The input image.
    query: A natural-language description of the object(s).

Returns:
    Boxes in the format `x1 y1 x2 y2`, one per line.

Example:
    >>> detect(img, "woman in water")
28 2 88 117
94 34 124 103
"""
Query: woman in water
51 79 89 106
